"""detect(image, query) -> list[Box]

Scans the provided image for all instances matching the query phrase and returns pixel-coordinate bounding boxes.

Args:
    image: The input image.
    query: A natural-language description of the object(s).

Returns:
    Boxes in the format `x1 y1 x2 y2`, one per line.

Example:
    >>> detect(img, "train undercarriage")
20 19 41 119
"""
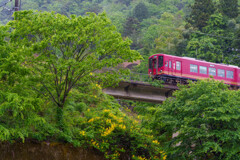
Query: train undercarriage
152 74 239 90
153 74 196 85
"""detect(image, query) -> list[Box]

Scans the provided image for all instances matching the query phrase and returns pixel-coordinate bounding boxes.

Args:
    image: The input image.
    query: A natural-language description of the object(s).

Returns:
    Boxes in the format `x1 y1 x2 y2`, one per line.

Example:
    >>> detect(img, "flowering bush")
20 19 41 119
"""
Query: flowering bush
76 106 166 160
64 83 166 159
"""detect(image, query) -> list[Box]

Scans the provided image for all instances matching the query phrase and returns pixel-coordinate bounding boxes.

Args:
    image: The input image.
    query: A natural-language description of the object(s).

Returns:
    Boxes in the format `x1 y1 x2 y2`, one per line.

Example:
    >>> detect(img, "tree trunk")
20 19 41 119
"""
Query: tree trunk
56 106 64 131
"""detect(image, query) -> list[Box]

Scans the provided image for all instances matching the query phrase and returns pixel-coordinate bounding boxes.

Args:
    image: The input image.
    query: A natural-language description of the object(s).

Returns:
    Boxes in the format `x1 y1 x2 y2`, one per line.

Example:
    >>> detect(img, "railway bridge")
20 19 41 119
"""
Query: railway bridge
103 80 178 103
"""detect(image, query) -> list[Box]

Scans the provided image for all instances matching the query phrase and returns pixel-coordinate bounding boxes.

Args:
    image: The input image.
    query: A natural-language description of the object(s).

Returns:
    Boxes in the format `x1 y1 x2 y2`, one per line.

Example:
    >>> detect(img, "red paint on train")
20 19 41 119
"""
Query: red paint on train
148 54 240 86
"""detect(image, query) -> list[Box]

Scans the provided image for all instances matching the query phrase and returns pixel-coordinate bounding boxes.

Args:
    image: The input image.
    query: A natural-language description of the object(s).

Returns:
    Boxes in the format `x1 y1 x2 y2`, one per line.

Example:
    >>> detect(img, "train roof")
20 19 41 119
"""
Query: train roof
150 53 240 69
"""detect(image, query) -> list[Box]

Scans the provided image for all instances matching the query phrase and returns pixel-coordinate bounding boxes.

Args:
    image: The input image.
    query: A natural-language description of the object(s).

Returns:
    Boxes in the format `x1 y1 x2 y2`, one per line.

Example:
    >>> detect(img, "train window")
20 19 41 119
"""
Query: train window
149 58 152 69
200 66 207 74
217 69 225 77
176 61 181 70
226 71 234 79
190 64 198 73
158 56 163 68
169 61 172 68
165 61 168 67
209 68 216 76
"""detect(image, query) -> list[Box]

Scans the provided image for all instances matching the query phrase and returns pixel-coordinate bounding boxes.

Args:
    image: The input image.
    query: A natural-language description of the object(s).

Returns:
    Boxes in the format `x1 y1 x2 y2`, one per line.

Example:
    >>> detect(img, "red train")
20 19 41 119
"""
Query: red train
148 54 240 87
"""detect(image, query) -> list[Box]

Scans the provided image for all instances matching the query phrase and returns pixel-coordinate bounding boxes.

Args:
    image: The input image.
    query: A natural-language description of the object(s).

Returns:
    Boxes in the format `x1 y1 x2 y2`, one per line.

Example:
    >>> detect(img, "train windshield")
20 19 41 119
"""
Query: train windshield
158 56 163 68
149 58 152 69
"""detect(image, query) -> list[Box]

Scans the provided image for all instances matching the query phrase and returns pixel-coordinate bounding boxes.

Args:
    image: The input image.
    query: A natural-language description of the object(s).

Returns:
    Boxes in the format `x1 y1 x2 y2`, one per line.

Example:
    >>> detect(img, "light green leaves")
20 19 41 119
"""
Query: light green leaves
154 80 240 159
7 11 141 110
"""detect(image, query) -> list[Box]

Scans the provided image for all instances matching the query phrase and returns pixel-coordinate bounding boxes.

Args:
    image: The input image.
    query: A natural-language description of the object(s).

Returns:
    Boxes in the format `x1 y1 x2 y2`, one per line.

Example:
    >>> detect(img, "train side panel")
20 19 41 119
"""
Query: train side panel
149 53 240 86
237 69 240 86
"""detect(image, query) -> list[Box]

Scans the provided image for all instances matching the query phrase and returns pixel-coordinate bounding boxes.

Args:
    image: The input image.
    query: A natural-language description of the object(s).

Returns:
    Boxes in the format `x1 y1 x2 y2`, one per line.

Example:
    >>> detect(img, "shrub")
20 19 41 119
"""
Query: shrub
153 80 240 159
76 104 165 160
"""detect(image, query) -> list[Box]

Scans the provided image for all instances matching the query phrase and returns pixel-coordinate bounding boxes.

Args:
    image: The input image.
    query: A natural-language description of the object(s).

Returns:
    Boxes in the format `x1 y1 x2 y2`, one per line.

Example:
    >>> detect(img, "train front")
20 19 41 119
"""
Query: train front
148 54 164 79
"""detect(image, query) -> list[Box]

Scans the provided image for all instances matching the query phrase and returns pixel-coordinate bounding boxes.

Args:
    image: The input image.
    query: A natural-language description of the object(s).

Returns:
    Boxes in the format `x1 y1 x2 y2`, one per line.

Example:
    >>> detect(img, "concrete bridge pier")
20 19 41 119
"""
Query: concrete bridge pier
103 81 178 103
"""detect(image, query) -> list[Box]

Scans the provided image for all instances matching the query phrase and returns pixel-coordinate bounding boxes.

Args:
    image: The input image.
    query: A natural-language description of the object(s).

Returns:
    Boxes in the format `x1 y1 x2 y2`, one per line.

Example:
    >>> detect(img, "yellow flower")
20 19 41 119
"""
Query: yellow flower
137 156 147 160
96 84 102 89
106 119 111 124
152 140 160 144
88 118 94 123
119 124 126 130
79 131 85 136
103 109 110 113
160 151 167 160
101 123 116 136
163 155 167 160
134 120 138 124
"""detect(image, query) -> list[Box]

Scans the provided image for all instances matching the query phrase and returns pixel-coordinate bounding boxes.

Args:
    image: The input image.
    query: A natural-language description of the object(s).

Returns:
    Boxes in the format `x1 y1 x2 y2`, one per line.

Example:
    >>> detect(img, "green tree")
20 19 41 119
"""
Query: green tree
230 27 240 66
219 0 239 19
153 80 240 159
186 0 215 30
115 0 131 6
0 25 47 142
185 13 230 63
133 2 149 22
154 12 184 55
108 11 126 33
6 11 141 129
33 0 44 7
122 16 142 49
148 0 163 5
123 17 140 37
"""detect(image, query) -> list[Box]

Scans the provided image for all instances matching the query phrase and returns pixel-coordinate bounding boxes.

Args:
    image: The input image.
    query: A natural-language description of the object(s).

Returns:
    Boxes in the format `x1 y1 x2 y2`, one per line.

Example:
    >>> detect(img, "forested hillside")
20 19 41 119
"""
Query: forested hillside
1 1 240 160
1 0 239 70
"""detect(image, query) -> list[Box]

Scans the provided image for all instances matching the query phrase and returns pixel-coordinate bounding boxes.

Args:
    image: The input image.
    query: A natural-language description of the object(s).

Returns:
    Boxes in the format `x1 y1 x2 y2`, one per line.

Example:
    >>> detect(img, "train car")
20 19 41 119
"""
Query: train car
148 54 240 87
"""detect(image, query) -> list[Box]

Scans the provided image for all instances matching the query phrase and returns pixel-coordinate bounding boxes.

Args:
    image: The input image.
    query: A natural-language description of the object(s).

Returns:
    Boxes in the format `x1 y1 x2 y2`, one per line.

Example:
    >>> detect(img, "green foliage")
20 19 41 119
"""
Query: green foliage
115 0 131 6
0 24 48 142
122 16 141 49
108 11 127 33
1 0 240 158
148 0 163 5
187 0 216 30
231 26 240 65
123 17 140 37
59 82 165 159
0 0 197 54
219 0 239 18
5 11 140 130
77 106 164 159
148 79 164 88
0 10 165 159
154 12 185 55
185 13 233 63
153 80 240 159
133 2 149 22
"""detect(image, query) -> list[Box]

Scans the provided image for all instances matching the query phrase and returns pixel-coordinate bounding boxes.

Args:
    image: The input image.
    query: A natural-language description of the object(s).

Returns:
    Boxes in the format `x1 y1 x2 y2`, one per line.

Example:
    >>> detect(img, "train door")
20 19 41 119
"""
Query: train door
168 60 171 75
173 60 176 75
168 59 174 75
176 61 182 76
152 58 157 75
238 69 240 87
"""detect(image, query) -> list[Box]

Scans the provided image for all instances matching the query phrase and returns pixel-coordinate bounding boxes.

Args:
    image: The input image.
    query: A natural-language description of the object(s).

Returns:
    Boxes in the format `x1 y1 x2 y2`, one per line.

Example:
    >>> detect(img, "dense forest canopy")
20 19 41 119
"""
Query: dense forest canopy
1 0 240 71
